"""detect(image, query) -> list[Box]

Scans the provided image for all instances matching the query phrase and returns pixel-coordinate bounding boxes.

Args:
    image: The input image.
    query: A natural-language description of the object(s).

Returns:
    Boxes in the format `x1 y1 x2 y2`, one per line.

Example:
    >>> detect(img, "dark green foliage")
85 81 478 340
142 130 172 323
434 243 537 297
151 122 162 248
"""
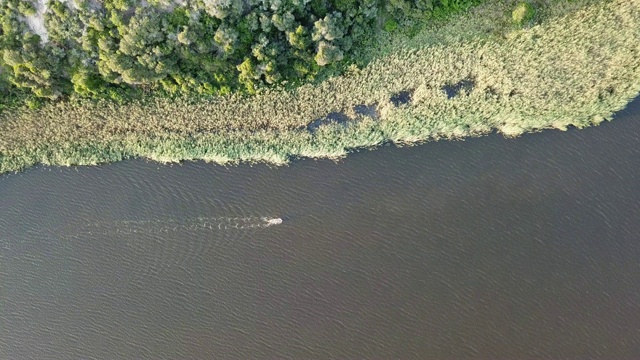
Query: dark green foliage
72 68 105 96
0 1 70 99
386 0 482 20
0 0 484 107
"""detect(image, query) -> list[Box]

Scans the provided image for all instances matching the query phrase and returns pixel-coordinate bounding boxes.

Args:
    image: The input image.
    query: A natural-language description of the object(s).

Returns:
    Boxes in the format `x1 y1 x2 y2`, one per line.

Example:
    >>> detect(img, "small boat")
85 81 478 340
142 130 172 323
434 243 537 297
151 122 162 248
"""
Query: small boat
266 218 283 225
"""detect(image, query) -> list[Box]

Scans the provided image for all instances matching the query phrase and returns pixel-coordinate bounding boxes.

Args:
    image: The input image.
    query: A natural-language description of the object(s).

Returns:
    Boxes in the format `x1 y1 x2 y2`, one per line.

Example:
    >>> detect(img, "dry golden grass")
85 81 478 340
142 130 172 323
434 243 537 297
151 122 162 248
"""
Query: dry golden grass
0 0 638 173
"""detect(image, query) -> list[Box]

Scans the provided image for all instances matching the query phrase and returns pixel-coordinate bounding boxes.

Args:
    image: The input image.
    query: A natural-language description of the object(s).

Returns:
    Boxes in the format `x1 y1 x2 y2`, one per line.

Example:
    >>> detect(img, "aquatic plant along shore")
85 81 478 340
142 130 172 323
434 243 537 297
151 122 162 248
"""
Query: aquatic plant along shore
0 0 639 174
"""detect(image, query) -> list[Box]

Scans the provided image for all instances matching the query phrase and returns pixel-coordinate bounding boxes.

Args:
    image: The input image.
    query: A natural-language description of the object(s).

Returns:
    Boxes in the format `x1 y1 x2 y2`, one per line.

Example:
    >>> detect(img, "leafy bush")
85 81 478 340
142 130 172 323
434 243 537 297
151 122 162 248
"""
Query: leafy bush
512 2 536 25
384 19 398 32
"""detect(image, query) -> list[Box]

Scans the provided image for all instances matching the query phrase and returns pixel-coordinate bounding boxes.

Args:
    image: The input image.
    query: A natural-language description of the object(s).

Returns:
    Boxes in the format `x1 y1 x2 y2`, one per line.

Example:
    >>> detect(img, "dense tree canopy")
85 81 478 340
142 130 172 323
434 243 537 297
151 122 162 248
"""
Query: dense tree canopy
0 0 482 106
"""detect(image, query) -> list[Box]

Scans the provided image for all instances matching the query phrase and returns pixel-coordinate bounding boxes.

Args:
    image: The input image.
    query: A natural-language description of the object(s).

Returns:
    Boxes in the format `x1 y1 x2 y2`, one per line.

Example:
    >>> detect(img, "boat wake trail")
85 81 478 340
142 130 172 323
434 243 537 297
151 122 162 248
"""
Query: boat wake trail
75 216 283 236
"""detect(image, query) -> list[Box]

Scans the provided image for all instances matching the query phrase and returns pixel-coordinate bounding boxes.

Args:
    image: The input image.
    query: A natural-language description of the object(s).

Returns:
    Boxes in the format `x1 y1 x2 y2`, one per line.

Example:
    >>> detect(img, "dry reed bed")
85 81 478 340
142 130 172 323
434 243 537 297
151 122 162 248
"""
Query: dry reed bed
0 0 639 173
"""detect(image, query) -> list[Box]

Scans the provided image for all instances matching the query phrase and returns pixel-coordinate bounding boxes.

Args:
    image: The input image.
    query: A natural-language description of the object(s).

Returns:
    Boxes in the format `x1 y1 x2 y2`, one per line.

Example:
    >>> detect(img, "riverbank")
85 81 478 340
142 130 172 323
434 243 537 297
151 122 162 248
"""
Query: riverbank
1 0 639 174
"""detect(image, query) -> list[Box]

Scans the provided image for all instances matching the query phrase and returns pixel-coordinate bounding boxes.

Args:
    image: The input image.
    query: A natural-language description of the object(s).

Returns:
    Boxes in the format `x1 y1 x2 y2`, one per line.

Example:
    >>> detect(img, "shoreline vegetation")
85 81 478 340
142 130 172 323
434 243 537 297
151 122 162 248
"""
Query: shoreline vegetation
1 0 639 174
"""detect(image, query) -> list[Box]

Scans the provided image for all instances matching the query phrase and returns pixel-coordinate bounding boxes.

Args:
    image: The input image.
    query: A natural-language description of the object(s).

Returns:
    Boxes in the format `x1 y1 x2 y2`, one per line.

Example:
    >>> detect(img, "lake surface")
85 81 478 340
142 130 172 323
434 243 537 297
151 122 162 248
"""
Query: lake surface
2 97 640 359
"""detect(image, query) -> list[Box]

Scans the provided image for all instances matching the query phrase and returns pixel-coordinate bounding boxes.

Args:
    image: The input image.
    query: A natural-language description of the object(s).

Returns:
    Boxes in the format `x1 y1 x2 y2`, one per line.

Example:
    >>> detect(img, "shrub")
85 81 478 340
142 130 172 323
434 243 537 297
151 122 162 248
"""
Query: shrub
512 2 536 25
384 19 398 32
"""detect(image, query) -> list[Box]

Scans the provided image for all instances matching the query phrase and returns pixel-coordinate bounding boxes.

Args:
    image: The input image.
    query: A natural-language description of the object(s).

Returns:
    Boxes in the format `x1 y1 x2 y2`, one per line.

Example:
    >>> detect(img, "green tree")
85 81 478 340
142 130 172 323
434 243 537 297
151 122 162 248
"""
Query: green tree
314 40 342 66
312 12 346 42
203 0 244 20
214 24 239 55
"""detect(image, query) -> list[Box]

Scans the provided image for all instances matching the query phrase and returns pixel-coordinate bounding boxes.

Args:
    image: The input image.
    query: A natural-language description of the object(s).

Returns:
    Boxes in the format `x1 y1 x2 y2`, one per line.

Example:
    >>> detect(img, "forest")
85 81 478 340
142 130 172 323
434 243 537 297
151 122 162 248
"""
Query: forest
0 0 481 109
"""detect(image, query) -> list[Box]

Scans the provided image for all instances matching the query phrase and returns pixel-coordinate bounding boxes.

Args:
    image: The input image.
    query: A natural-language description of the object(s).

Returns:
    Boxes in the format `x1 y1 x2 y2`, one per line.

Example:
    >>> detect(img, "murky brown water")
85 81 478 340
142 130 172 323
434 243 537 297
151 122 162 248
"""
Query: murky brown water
1 97 640 359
